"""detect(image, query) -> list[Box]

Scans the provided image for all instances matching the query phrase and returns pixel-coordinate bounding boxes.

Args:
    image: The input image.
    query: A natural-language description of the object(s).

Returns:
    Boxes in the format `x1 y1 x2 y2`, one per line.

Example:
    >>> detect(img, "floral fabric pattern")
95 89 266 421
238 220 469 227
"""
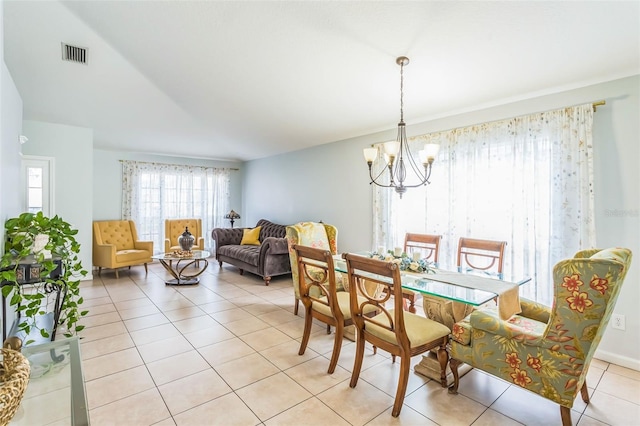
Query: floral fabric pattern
450 247 632 410
286 222 340 300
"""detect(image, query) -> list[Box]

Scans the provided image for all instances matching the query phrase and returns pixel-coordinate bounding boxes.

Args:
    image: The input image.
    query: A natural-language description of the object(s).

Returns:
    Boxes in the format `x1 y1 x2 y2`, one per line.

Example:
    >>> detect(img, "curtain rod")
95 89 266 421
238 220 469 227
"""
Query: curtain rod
369 100 607 148
118 159 239 171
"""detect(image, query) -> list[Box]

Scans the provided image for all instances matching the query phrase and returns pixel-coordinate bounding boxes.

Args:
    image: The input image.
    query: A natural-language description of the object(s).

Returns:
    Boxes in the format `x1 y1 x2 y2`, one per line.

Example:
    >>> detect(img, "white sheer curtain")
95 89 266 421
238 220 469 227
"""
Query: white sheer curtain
373 103 595 305
121 161 231 253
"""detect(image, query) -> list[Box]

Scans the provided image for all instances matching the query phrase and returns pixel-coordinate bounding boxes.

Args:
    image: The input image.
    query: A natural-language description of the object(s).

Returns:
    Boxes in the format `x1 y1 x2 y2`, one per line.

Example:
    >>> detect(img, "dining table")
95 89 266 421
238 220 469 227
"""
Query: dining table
332 252 530 384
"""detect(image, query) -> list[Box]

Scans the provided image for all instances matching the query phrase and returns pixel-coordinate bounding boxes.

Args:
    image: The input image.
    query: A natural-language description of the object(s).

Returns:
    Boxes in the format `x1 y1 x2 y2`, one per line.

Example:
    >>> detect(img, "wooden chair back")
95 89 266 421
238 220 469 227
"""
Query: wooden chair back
404 233 442 265
294 244 359 374
457 237 506 279
343 252 450 418
292 244 342 323
343 254 406 351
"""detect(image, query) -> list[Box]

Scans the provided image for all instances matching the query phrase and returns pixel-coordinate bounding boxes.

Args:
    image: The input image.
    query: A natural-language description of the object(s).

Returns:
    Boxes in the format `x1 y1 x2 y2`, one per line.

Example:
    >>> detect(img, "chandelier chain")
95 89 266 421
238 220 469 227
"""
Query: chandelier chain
399 61 404 122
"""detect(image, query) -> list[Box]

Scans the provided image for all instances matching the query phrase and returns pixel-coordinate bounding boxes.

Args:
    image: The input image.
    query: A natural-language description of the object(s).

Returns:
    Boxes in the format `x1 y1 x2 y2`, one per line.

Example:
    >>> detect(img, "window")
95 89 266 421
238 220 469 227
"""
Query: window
373 104 595 305
21 156 55 216
121 161 231 253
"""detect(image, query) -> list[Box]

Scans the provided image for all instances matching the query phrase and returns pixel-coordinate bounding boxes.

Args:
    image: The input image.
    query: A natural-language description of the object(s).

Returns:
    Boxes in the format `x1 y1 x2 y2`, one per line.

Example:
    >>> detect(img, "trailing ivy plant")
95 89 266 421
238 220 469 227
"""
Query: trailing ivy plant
0 212 88 344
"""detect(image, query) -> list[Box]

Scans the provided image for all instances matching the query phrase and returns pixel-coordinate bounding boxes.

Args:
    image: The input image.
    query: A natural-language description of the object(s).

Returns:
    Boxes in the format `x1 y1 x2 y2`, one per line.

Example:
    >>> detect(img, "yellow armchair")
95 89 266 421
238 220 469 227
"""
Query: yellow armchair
164 218 205 252
93 220 153 278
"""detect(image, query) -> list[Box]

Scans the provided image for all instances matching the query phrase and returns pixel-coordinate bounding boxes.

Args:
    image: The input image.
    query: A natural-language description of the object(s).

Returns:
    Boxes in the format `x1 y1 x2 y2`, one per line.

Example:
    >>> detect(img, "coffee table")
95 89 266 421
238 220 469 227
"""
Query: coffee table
152 250 210 285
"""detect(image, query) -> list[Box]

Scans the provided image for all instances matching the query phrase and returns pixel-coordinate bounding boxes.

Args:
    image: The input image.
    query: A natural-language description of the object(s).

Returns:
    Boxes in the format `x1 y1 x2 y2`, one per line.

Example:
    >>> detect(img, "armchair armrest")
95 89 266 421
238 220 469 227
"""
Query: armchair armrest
134 240 153 253
519 298 551 324
93 242 116 266
164 238 171 253
258 237 292 277
261 237 289 255
470 308 548 347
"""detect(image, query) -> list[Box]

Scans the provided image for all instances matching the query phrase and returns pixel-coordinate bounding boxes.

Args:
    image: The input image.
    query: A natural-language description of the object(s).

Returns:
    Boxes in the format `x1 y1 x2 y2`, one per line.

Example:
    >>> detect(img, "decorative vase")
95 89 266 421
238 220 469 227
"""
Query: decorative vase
178 227 195 251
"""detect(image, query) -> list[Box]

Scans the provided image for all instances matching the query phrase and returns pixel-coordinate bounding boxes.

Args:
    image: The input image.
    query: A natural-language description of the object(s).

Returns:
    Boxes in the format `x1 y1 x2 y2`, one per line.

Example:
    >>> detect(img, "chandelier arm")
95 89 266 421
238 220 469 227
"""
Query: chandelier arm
404 141 429 183
368 162 395 188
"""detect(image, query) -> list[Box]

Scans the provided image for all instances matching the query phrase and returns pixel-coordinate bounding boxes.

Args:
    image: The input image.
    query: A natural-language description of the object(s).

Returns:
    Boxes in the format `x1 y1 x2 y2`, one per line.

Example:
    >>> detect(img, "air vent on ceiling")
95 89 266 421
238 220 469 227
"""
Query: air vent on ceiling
61 43 88 65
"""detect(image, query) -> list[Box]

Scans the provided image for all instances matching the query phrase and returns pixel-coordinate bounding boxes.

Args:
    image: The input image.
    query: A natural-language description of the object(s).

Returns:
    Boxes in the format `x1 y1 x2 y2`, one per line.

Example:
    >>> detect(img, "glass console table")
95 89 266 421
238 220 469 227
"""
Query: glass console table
10 337 88 426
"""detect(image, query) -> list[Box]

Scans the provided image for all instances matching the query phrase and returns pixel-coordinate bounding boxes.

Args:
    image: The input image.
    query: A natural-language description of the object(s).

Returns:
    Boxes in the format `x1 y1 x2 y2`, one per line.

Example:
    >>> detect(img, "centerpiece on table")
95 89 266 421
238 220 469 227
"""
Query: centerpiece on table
369 247 436 274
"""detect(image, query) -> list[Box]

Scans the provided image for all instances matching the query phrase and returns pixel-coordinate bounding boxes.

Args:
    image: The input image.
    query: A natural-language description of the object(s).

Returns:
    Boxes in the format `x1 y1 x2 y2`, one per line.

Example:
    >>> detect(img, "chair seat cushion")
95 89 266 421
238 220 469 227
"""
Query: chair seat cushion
116 249 150 263
451 315 473 345
311 292 377 320
367 310 450 347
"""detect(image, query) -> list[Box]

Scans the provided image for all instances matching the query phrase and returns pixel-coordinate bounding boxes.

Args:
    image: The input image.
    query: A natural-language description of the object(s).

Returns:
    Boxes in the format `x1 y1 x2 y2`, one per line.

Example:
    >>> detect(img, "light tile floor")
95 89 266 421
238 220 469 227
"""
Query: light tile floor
26 262 640 425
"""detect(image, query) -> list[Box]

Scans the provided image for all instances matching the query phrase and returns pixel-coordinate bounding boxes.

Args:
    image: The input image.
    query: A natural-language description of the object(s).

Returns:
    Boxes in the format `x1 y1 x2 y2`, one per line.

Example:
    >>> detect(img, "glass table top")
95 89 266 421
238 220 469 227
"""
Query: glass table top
152 250 211 260
12 337 88 426
333 254 528 306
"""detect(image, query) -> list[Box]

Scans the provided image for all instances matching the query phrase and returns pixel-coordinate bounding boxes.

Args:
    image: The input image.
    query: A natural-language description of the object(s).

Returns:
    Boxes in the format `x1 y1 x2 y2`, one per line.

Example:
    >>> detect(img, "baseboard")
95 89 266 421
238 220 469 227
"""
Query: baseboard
594 348 640 371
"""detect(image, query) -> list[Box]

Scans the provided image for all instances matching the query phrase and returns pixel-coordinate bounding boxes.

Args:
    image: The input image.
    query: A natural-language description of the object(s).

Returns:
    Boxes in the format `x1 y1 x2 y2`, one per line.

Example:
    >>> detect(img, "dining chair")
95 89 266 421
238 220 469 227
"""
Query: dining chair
293 245 378 374
457 237 507 279
395 233 442 313
286 221 339 316
343 253 450 417
449 247 632 426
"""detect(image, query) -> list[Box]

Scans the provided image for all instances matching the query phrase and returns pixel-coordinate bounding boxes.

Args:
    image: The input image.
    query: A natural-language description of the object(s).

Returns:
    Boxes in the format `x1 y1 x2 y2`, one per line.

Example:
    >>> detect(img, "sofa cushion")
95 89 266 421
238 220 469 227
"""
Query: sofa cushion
241 226 262 245
218 245 260 266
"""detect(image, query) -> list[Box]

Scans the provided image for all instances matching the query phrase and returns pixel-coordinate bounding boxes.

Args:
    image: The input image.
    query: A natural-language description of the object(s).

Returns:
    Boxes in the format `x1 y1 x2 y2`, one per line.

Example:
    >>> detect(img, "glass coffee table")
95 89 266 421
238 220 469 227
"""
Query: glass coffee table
152 250 210 285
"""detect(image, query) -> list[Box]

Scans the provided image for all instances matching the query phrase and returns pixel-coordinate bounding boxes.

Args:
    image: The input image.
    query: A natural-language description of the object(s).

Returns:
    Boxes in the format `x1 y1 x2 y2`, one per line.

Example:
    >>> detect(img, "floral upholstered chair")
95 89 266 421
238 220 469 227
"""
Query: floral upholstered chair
449 247 632 426
286 222 339 316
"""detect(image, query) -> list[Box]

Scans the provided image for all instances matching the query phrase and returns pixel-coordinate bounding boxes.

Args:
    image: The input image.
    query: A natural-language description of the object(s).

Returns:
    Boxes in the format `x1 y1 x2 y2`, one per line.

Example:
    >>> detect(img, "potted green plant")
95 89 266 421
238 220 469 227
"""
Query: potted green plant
0 212 88 344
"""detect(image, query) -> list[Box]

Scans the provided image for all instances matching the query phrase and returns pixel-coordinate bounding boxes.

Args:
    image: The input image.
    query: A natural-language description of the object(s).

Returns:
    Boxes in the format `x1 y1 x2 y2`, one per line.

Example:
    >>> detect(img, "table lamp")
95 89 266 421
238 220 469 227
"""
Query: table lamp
224 210 241 228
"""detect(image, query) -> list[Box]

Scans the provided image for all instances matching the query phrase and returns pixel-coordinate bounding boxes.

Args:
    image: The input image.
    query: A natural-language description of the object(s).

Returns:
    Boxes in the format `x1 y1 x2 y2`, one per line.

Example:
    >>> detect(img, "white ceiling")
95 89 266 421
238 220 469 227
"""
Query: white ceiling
4 1 639 162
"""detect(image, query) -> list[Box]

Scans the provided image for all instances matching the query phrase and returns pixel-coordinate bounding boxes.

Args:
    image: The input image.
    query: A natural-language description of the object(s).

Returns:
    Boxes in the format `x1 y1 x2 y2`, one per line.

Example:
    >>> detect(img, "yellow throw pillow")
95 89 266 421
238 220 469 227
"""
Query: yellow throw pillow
241 226 261 245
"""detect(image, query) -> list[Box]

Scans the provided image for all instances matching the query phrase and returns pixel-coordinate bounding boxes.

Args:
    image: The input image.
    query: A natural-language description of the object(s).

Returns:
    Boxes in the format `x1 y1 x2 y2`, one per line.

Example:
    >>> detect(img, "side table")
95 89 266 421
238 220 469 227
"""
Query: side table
1 256 64 343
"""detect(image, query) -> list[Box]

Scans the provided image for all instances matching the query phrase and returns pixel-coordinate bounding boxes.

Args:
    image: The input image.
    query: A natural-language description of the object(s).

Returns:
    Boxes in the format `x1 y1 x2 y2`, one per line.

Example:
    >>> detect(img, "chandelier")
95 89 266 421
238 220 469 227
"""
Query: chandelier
363 56 439 198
